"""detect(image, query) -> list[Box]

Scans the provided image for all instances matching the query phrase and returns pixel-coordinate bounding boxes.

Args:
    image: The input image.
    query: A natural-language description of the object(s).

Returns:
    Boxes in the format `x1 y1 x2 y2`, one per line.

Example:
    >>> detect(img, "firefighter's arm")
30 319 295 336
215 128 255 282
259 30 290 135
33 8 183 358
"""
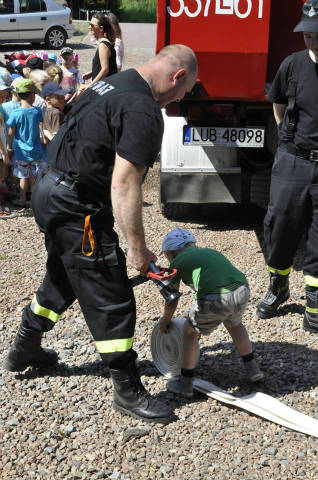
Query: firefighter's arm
111 154 157 275
160 282 180 333
273 103 287 125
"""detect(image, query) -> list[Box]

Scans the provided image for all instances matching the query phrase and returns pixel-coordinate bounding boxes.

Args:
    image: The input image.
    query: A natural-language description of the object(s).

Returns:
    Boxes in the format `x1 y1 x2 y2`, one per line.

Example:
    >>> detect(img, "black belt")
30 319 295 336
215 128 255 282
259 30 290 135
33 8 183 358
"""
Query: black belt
280 142 318 162
46 168 77 190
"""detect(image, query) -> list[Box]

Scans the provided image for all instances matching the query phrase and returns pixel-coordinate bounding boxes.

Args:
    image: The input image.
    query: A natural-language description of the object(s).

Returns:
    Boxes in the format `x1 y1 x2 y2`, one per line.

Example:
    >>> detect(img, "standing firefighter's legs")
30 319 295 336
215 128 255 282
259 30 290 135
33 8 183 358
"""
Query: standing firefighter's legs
4 237 76 372
302 181 318 332
257 149 312 318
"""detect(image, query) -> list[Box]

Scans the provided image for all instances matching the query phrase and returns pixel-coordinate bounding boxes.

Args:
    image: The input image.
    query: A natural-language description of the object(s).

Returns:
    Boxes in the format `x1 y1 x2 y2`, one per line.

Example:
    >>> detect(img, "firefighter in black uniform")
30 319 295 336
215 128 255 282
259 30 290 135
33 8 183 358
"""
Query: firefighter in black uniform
4 45 198 423
256 0 318 333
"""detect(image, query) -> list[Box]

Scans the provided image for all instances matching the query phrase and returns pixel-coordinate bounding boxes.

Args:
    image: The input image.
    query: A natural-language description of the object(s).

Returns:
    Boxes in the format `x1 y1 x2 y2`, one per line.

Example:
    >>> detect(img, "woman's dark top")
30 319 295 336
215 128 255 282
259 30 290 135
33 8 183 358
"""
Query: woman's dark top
91 40 117 81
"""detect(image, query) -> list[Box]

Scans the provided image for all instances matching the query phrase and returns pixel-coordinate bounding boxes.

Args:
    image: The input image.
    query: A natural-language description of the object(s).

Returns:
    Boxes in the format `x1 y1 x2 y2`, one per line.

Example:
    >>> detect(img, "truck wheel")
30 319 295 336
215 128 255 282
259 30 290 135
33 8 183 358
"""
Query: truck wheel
45 27 67 49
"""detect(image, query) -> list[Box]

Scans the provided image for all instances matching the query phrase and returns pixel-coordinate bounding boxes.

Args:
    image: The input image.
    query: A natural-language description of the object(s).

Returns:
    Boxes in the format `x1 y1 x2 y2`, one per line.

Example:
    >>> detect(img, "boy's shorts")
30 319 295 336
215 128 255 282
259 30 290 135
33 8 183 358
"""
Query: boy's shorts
188 284 250 336
13 159 44 179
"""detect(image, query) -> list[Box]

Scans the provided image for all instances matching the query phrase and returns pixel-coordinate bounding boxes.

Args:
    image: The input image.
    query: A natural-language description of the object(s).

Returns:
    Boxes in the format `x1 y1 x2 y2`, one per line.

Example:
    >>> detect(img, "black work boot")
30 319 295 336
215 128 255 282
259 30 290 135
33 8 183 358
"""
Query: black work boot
110 362 176 424
303 286 318 333
256 272 290 319
4 322 58 372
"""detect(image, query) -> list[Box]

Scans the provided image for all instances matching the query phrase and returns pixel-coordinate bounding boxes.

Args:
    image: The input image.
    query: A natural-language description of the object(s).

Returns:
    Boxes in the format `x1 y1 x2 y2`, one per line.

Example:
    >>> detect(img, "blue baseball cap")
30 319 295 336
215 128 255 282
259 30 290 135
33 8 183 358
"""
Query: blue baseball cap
42 81 68 98
48 53 57 62
161 228 196 253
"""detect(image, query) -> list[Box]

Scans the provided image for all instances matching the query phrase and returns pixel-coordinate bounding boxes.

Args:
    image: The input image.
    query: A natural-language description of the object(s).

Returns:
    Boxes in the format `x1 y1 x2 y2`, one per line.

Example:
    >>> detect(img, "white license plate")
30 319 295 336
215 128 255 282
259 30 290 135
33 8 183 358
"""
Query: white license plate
183 126 265 148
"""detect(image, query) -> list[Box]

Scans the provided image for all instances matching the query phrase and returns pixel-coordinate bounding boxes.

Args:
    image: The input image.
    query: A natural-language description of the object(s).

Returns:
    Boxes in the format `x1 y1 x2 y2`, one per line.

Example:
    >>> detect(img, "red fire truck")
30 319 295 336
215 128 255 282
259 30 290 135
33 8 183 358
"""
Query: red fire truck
157 0 305 216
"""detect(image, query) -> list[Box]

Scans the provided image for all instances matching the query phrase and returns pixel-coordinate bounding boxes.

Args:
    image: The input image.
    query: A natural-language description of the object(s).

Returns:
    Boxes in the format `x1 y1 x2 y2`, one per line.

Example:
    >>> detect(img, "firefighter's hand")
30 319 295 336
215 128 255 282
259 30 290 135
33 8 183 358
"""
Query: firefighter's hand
159 316 171 334
127 247 157 276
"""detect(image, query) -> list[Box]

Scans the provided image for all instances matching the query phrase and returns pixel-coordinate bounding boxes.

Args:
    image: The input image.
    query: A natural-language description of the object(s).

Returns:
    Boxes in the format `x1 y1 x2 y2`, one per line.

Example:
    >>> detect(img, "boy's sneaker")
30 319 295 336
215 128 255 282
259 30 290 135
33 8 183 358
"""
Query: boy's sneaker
244 360 264 383
12 198 26 208
166 375 194 398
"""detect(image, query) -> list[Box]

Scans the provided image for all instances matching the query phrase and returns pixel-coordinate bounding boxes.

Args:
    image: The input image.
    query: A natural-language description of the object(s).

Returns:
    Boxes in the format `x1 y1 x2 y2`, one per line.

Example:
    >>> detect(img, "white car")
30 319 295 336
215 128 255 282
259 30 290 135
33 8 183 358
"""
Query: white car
0 0 73 48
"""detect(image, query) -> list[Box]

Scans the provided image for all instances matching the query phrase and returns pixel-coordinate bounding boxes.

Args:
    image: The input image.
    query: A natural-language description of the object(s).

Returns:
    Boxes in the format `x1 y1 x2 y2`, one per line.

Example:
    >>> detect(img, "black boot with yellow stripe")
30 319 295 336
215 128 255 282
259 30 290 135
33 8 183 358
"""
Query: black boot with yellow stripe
304 286 318 333
4 320 58 372
256 271 290 319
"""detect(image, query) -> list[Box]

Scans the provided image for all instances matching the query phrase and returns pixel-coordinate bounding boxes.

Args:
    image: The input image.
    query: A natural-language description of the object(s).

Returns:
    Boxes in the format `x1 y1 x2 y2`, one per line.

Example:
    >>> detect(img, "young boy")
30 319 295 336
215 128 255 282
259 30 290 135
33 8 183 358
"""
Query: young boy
6 78 46 208
160 228 264 398
42 81 67 142
59 47 77 103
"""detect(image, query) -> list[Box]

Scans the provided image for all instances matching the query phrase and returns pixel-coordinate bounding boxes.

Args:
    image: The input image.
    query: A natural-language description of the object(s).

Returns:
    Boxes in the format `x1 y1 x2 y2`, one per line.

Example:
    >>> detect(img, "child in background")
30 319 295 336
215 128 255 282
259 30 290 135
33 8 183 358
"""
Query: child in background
6 79 46 208
28 69 50 113
70 51 84 91
46 64 63 85
59 47 77 103
0 80 12 217
160 228 264 398
42 82 67 143
107 13 124 72
0 77 20 203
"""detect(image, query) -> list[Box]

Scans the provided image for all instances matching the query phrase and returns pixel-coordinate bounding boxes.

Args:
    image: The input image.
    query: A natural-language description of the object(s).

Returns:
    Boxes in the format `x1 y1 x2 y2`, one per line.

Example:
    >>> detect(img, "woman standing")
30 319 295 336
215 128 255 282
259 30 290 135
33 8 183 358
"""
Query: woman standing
83 13 117 86
107 13 124 72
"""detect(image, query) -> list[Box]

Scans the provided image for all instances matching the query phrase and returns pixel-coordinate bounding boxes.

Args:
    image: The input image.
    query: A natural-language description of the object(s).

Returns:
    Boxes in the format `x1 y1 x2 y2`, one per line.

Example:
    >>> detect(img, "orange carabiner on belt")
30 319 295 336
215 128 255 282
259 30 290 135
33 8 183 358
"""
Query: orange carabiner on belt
81 215 95 257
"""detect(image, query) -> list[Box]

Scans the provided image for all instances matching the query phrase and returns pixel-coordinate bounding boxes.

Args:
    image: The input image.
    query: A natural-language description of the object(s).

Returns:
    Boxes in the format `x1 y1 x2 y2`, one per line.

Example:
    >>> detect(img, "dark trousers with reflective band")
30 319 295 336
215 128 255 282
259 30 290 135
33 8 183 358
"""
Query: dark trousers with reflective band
264 147 318 285
24 169 137 368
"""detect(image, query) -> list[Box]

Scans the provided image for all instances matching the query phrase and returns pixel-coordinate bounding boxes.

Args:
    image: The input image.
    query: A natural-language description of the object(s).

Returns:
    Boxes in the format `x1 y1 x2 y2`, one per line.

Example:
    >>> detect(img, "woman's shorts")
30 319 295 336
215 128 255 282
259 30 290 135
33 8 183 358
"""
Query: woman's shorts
13 159 44 179
188 284 250 336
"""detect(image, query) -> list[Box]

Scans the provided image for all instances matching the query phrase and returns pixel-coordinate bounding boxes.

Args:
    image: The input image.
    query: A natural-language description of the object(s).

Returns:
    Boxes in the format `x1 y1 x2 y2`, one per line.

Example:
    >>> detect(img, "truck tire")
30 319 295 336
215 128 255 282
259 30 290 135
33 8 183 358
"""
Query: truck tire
45 27 67 49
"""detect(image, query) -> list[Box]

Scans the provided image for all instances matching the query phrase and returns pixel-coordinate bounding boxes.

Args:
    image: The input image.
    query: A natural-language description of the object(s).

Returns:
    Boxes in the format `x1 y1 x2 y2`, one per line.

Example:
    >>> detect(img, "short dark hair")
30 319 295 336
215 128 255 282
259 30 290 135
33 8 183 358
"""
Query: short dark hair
18 91 35 100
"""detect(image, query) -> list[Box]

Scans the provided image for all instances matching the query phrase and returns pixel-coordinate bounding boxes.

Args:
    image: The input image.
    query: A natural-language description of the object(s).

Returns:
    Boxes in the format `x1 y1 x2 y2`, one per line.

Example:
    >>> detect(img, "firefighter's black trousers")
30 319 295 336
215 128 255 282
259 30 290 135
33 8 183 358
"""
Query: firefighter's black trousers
24 168 137 368
264 147 318 281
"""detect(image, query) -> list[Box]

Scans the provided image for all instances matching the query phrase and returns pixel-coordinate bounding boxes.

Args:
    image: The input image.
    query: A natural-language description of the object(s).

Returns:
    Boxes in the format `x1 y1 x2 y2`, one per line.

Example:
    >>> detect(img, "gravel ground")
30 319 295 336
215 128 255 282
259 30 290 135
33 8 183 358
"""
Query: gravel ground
0 39 318 480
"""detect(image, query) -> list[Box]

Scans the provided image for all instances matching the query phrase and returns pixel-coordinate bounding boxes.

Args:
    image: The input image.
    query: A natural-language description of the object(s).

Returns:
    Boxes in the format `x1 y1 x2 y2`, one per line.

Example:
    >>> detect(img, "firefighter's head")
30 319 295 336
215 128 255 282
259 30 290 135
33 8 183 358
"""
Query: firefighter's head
294 0 318 55
137 44 198 108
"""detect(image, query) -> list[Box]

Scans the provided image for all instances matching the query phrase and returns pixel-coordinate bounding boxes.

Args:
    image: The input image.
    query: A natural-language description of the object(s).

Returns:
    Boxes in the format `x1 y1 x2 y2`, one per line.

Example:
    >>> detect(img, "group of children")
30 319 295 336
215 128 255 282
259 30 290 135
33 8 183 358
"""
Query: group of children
0 47 83 216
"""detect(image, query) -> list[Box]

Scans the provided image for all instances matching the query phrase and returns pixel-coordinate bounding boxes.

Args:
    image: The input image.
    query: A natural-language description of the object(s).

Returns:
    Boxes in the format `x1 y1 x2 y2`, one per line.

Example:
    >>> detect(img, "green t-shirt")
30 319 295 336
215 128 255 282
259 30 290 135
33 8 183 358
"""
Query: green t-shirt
170 246 247 299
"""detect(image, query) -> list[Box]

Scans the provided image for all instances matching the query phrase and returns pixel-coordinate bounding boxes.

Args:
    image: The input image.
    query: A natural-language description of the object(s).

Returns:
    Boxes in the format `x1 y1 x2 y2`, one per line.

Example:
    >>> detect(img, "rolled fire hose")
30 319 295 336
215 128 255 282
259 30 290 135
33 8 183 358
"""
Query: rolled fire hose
150 318 318 438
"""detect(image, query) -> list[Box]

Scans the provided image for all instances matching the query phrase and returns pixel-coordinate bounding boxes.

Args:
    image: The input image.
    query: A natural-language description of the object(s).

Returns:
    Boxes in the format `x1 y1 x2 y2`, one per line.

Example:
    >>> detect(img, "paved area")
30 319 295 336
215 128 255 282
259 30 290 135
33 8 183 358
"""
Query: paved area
82 22 156 50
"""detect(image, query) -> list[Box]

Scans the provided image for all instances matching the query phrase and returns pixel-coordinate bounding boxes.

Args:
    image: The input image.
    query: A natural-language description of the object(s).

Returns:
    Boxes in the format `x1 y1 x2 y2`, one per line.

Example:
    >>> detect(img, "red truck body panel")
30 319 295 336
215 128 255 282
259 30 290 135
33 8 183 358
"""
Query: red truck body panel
157 0 305 101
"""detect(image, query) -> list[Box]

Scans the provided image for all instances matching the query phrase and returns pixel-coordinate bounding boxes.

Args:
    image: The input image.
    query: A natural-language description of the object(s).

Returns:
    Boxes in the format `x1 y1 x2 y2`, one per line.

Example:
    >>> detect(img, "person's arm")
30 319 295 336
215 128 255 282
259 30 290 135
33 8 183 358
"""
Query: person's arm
7 126 14 149
111 153 157 275
0 134 9 165
160 284 180 333
82 71 92 81
273 103 287 125
39 121 48 145
43 129 54 141
89 43 110 85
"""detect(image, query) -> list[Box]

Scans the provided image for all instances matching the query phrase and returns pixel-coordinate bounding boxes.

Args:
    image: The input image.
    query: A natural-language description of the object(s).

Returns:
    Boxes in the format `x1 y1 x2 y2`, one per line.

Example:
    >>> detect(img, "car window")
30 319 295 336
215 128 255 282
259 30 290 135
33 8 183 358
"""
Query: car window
0 0 14 14
19 0 46 12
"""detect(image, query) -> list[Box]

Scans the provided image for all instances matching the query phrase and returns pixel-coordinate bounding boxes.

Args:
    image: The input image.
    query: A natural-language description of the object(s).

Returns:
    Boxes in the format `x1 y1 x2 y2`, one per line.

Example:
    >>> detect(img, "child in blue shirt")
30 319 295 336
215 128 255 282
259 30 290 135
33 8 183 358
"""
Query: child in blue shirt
6 78 46 208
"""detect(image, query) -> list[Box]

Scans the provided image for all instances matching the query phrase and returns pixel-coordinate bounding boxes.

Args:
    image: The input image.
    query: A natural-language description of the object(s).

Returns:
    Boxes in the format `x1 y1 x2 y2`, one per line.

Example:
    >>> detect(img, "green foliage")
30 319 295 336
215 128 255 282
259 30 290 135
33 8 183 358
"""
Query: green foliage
118 0 156 23
106 0 121 16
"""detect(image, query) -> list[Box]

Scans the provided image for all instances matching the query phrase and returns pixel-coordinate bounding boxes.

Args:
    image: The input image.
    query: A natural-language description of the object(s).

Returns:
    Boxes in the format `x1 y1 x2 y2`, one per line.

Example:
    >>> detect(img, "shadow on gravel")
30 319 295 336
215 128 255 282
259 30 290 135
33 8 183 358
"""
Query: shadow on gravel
198 340 318 398
167 203 308 273
14 339 317 400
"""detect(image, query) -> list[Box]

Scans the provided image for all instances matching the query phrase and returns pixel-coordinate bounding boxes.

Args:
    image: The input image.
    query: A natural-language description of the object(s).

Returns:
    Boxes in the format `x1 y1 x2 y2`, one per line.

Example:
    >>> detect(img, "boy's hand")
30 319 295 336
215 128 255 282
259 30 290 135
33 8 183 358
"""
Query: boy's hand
159 316 171 334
